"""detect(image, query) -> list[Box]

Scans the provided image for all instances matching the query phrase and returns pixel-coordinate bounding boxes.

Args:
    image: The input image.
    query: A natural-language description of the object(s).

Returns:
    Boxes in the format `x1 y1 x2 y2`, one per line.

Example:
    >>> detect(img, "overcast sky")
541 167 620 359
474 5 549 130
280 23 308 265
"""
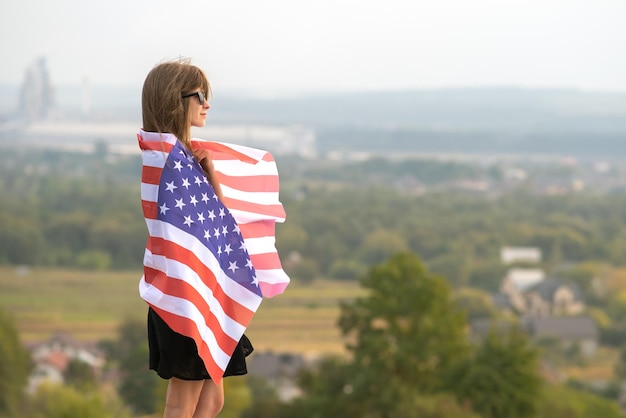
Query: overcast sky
1 0 625 96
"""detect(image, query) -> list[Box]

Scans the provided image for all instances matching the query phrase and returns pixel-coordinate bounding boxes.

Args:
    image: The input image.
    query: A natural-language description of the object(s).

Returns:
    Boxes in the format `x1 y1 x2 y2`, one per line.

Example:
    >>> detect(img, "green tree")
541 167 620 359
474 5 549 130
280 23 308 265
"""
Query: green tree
337 252 469 414
0 308 31 416
24 383 131 418
449 328 542 418
64 358 97 390
108 318 160 416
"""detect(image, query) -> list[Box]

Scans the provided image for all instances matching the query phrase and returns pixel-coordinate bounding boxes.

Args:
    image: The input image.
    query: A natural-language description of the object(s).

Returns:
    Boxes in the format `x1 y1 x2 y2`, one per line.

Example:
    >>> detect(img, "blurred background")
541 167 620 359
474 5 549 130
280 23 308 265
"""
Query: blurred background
1 1 626 417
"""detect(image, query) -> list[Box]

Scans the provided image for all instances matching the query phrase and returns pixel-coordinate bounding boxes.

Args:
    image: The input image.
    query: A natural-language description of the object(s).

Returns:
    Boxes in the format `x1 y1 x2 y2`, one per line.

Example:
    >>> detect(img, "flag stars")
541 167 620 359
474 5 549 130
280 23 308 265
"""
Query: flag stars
207 210 216 221
228 261 239 273
224 244 233 255
197 212 205 223
183 215 194 227
219 208 225 219
165 181 177 193
221 225 228 236
173 160 183 172
214 228 220 238
203 230 211 241
189 195 198 206
175 198 186 210
201 193 210 204
194 176 203 186
182 178 191 189
159 203 170 215
232 224 240 234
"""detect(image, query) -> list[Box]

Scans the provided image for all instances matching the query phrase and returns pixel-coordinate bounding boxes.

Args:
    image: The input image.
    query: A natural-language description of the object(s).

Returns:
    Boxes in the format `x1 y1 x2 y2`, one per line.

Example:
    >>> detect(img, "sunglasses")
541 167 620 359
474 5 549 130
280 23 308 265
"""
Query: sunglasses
181 90 207 105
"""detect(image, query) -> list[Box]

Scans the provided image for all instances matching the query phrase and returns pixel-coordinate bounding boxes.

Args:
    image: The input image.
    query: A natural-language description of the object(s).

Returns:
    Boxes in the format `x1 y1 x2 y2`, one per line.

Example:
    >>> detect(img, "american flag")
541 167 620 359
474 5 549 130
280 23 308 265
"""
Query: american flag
138 129 289 383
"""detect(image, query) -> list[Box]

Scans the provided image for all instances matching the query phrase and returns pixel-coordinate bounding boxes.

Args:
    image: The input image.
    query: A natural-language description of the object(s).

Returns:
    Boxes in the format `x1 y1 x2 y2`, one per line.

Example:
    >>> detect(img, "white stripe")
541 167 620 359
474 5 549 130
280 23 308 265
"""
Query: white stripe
214 159 279 177
255 268 291 285
144 219 263 312
141 249 249 340
142 150 168 168
240 235 276 256
139 277 231 370
229 208 285 224
141 183 159 203
221 184 280 206
140 130 178 145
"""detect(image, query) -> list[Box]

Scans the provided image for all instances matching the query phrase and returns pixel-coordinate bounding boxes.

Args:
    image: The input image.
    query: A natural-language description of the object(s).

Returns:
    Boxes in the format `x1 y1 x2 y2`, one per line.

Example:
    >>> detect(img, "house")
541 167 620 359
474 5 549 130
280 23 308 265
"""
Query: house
247 351 311 401
499 268 546 313
500 246 542 265
527 316 599 357
498 269 584 317
27 331 105 393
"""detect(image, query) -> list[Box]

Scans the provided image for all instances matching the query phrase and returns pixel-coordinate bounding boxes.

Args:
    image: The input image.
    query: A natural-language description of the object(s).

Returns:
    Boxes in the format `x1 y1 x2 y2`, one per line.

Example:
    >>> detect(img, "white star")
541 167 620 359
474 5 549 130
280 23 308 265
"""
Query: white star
203 230 211 240
173 160 183 171
232 224 241 234
224 244 233 255
214 228 220 238
251 275 259 286
182 178 191 189
197 212 205 223
228 261 239 273
219 208 225 219
239 241 247 251
175 198 186 210
213 193 219 201
183 215 194 227
165 181 177 193
207 210 216 221
159 203 170 215
201 193 210 203
245 259 254 269
189 195 198 206
221 225 228 236
217 245 222 255
194 176 203 186
203 177 209 184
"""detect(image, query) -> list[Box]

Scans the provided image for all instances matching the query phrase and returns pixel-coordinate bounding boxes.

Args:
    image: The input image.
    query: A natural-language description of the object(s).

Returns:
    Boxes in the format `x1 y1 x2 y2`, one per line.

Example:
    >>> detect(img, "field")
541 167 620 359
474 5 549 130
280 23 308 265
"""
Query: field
0 267 363 356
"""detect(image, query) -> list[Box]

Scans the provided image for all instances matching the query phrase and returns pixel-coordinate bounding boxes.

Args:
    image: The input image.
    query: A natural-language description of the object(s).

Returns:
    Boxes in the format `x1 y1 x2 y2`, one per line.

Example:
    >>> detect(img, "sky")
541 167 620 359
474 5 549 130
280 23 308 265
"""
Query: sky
1 0 626 96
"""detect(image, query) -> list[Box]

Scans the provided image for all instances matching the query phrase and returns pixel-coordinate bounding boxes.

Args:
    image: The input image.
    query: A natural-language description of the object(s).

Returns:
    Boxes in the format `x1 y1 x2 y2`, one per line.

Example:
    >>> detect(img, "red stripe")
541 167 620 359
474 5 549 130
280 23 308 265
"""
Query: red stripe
259 281 289 298
143 267 238 355
192 141 259 164
222 196 286 219
147 236 256 325
139 139 174 152
150 306 234 383
238 220 275 239
250 252 283 270
142 166 162 185
218 173 279 193
142 200 158 219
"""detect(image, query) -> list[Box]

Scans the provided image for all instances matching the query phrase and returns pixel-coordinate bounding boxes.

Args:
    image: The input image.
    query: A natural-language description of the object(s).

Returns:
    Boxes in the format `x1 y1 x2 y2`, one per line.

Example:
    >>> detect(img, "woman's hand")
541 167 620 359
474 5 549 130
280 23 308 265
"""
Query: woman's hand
192 148 224 201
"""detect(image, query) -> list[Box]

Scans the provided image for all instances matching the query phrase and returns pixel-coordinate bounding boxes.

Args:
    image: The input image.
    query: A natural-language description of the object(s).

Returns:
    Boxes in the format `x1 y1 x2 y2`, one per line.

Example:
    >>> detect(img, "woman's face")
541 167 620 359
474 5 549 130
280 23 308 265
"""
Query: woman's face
184 89 210 127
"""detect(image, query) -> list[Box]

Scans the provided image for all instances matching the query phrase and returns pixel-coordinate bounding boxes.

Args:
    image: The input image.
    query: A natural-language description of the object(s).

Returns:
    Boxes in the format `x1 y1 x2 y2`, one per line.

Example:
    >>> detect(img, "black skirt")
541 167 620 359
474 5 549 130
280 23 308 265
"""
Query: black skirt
147 307 253 380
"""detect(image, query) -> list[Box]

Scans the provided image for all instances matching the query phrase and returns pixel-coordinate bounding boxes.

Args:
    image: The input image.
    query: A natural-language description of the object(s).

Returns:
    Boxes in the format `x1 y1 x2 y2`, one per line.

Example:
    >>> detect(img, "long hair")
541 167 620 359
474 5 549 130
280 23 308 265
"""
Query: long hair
141 59 211 149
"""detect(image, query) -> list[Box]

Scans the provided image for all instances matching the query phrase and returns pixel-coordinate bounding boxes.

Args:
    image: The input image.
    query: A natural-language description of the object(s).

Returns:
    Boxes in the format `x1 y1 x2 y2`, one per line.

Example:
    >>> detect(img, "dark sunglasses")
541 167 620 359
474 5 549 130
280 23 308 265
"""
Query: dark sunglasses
181 91 206 105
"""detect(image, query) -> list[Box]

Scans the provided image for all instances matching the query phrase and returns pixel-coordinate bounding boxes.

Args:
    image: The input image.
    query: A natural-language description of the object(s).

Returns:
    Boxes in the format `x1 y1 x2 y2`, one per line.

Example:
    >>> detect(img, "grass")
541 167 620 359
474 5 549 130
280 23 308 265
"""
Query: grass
0 266 363 356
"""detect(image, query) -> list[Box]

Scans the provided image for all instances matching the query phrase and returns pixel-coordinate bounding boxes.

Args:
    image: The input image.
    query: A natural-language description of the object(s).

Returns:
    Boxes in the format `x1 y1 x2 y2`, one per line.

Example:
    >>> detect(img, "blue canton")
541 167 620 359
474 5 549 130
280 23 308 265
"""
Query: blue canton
157 141 261 296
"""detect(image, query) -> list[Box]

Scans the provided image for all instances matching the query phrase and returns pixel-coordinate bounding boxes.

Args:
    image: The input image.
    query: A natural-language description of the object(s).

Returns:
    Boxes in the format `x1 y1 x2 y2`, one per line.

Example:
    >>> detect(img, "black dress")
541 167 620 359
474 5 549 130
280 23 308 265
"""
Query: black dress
147 307 253 380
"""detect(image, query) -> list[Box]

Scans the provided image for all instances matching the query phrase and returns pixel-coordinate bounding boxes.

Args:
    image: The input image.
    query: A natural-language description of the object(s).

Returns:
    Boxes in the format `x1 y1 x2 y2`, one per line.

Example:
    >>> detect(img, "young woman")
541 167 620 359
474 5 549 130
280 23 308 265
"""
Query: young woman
140 59 253 418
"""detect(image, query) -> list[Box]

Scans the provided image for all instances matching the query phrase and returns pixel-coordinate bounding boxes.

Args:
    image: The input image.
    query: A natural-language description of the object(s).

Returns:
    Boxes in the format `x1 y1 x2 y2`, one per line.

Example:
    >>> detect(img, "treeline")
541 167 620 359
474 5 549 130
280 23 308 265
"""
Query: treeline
2 148 626 293
3 254 625 417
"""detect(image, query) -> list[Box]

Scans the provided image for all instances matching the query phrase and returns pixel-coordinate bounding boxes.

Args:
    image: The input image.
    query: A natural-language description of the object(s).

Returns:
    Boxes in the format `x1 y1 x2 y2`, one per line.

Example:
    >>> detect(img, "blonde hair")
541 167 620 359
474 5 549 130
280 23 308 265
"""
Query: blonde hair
141 59 211 149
